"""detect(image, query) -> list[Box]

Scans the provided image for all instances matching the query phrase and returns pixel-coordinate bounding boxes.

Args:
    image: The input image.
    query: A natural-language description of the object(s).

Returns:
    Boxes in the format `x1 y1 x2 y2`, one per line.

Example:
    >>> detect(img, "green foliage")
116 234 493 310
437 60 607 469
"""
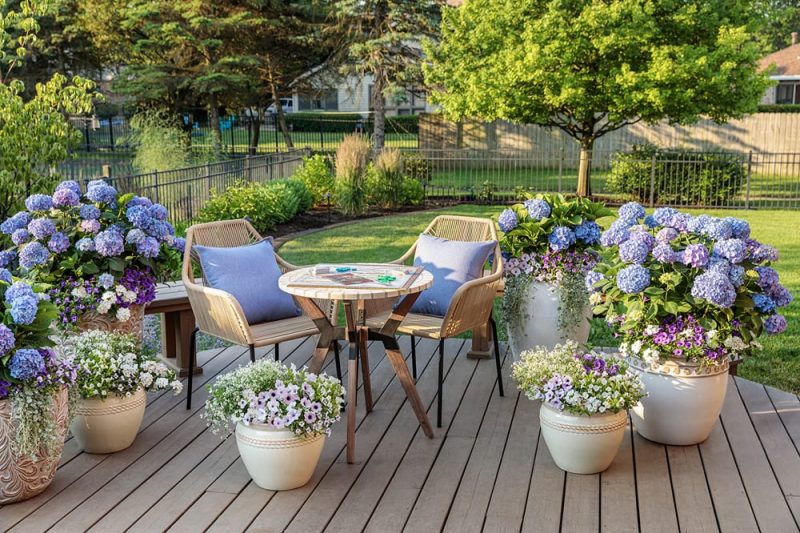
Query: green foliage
399 177 425 206
127 109 190 173
285 113 365 133
608 145 745 205
757 104 800 113
334 134 371 216
197 179 312 234
292 154 334 204
367 149 404 208
757 0 800 51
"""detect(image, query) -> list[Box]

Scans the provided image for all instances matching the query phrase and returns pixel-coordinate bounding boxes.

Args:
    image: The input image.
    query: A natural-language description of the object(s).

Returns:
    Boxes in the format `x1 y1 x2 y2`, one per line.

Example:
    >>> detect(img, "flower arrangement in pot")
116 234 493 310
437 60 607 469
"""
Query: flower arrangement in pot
497 194 612 357
205 359 345 491
63 330 182 454
0 180 183 338
0 273 77 503
589 203 791 445
512 342 645 474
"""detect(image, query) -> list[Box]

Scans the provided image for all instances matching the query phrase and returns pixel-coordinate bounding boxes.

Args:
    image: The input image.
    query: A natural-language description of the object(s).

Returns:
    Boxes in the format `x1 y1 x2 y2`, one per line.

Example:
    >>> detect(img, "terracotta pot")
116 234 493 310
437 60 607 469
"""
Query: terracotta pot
235 423 325 491
507 281 591 359
77 304 144 343
628 356 729 446
70 388 146 454
539 403 627 474
0 387 69 504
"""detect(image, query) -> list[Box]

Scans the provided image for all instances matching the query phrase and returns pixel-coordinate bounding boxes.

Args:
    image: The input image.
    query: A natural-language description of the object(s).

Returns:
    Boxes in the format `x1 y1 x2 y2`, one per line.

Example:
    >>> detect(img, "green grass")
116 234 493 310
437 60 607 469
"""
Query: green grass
280 205 800 393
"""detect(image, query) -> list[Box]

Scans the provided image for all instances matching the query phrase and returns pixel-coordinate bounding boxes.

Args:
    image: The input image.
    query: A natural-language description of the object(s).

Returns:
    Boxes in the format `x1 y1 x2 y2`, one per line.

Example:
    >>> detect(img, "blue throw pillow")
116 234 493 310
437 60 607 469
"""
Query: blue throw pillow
194 239 300 324
411 234 497 317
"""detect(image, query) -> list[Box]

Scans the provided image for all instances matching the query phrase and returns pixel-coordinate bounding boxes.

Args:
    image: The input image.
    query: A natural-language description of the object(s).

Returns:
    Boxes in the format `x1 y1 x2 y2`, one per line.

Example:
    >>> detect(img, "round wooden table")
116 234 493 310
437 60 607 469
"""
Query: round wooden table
279 264 435 463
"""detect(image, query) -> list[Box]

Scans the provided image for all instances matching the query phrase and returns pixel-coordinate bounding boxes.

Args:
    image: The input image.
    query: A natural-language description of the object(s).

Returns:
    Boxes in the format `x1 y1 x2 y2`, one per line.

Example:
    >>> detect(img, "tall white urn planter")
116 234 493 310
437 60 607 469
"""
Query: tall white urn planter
235 423 326 491
70 388 147 454
507 281 591 359
628 357 729 446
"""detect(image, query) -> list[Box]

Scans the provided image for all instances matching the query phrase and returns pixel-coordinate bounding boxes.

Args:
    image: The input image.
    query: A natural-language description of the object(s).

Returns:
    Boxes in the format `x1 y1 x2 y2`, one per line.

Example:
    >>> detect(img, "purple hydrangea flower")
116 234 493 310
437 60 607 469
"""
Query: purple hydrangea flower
148 204 168 221
127 196 153 208
149 221 173 240
701 218 733 241
629 227 656 250
48 232 70 253
0 268 11 283
85 181 117 203
497 209 518 233
1 212 31 235
713 239 746 264
98 273 115 289
618 202 645 221
653 207 678 226
753 293 776 313
24 194 53 212
0 250 15 268
729 265 745 287
575 221 601 244
80 219 101 234
56 180 81 195
616 264 650 294
764 314 787 335
523 198 551 220
8 349 45 380
11 229 30 246
52 188 80 208
585 270 604 292
548 226 576 251
94 230 124 257
5 281 34 302
136 236 160 258
652 244 677 264
755 266 780 291
619 239 649 264
0 324 14 355
768 285 793 307
708 256 731 275
725 217 751 239
10 294 38 324
748 240 779 263
75 237 95 252
691 271 736 308
171 237 186 253
79 204 101 220
682 244 710 268
27 218 56 240
126 229 147 245
656 228 679 243
126 206 152 229
644 215 659 228
18 242 49 269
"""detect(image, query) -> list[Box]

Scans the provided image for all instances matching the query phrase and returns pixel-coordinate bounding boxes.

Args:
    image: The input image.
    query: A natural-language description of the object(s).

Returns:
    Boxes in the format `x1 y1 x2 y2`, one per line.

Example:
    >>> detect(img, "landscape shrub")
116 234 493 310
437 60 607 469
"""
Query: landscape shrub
127 109 191 173
334 134 371 216
399 177 425 206
402 151 432 184
197 179 312 233
292 154 334 204
367 149 405 208
757 104 800 113
285 113 365 133
607 144 745 205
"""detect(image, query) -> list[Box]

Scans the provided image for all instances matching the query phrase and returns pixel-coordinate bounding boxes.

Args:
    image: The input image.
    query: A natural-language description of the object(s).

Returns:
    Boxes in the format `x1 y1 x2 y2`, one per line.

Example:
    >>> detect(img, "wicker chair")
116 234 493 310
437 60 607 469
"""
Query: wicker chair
364 215 505 427
182 219 340 409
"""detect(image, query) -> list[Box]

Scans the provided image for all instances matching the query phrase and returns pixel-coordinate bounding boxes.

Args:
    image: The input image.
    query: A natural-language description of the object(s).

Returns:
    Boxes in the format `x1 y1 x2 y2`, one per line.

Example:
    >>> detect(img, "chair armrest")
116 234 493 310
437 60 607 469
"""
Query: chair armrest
440 269 503 338
183 278 253 346
274 253 299 273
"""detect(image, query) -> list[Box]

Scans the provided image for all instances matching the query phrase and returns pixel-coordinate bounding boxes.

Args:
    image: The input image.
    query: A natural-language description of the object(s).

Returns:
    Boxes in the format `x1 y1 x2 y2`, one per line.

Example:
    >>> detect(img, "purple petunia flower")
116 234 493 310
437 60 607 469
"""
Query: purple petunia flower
8 348 45 380
52 188 80 208
0 324 14 355
524 198 551 220
619 239 649 264
27 218 56 240
24 194 53 212
682 244 710 268
94 230 124 257
497 209 518 233
18 242 49 269
616 264 650 294
764 314 787 335
47 232 70 253
548 226 576 251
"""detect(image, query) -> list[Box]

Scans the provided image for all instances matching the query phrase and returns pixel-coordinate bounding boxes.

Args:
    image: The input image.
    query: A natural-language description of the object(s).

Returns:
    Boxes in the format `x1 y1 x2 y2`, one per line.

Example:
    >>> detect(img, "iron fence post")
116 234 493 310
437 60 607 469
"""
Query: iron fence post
558 147 564 193
108 118 115 151
206 161 212 193
84 121 91 152
745 151 753 210
153 170 160 204
319 118 324 151
274 114 279 152
649 152 657 208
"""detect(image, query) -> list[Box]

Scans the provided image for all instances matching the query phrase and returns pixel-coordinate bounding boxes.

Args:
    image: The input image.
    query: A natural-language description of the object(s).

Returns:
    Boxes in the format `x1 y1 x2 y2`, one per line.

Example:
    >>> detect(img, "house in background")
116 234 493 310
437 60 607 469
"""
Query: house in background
760 32 800 105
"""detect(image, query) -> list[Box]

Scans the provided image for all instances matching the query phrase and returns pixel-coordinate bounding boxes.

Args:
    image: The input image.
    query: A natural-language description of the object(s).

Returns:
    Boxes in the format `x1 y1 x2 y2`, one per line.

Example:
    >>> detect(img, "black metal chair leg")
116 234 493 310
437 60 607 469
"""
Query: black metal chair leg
438 339 444 428
249 344 256 363
411 335 417 380
490 318 504 397
333 341 342 380
274 343 280 362
186 327 199 410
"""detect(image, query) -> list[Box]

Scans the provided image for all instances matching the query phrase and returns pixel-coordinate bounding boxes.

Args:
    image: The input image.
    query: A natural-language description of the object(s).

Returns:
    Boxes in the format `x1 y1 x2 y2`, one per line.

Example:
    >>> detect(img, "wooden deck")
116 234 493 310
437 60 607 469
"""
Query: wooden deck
3 335 800 532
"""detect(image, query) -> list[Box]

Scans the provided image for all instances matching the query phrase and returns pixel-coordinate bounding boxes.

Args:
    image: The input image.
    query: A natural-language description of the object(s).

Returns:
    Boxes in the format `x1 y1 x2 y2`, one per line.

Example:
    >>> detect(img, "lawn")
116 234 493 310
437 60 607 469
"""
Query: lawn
279 205 800 393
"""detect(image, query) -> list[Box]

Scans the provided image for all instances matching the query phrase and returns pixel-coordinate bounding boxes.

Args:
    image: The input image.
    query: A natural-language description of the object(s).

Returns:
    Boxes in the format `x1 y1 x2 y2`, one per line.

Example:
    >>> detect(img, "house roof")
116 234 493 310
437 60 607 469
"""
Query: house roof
760 43 800 77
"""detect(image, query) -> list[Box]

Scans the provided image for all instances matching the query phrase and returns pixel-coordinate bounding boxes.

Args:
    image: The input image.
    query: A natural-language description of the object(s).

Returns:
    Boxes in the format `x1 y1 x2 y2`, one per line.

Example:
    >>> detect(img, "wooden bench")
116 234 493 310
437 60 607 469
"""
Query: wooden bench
146 281 200 376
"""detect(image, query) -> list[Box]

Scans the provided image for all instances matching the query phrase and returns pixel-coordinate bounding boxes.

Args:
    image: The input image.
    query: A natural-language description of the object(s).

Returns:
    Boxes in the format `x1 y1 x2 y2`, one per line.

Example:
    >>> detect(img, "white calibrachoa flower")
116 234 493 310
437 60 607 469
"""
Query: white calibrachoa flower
116 307 131 322
63 330 182 399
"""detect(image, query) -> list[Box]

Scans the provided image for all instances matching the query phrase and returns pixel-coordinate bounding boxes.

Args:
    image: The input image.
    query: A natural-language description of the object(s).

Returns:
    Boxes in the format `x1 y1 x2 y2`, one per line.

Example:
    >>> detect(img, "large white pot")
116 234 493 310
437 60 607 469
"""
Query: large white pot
235 423 325 491
507 281 591 359
539 403 627 474
70 388 146 454
628 357 729 446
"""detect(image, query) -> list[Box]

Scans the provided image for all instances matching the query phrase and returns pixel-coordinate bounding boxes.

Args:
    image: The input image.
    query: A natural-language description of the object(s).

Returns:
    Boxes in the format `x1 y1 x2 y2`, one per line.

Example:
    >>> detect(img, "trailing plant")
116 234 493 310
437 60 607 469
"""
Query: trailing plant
204 359 345 439
512 342 645 416
334 134 371 216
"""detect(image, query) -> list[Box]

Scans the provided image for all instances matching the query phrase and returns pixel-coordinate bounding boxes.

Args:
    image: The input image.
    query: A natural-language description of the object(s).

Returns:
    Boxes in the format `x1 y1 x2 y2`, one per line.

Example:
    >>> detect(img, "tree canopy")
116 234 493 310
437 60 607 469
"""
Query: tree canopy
425 0 772 196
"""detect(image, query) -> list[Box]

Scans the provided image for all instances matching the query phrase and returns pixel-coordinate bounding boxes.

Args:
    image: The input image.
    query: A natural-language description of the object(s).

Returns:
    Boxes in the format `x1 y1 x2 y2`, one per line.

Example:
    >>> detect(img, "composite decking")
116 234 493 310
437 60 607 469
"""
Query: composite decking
3 335 800 532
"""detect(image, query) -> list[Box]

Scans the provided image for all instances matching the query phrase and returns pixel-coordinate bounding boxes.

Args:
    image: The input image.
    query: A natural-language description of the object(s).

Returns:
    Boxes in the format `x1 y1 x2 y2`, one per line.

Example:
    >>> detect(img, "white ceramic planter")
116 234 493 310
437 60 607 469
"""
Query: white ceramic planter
507 281 591 359
628 357 729 446
235 423 325 491
539 403 627 474
70 387 146 454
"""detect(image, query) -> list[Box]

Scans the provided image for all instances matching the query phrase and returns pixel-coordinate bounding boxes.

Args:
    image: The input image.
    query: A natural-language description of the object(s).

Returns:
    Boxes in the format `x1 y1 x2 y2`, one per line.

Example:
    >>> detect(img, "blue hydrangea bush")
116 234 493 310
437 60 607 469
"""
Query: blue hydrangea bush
590 203 792 366
0 180 183 328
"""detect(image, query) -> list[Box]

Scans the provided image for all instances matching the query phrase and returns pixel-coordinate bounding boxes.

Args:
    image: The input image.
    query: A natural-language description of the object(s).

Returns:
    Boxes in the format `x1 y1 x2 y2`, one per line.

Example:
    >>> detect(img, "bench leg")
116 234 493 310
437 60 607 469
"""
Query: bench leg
467 322 492 360
160 313 178 359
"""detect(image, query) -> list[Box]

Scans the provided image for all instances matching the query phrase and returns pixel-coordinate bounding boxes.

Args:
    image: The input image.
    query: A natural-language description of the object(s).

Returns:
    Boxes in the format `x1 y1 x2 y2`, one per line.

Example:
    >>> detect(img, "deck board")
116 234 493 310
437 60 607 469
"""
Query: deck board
3 337 800 533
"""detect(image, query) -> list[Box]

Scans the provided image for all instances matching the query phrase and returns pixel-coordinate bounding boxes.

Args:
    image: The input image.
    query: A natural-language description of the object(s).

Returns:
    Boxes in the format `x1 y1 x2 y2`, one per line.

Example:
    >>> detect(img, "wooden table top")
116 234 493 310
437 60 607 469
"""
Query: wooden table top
279 263 433 301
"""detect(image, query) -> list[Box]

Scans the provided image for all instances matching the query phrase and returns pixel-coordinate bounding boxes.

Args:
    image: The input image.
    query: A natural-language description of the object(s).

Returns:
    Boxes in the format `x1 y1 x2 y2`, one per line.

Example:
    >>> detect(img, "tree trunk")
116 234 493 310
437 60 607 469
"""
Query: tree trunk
576 138 594 197
266 58 293 150
208 95 222 159
248 109 261 155
372 71 386 150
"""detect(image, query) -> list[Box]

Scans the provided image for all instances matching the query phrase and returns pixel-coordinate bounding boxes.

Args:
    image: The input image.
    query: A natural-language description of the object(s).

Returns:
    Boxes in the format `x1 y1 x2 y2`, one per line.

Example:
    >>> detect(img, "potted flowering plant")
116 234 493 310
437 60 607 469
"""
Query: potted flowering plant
0 179 183 338
512 342 645 474
64 330 182 454
0 273 77 503
497 194 611 357
205 359 345 490
589 203 791 445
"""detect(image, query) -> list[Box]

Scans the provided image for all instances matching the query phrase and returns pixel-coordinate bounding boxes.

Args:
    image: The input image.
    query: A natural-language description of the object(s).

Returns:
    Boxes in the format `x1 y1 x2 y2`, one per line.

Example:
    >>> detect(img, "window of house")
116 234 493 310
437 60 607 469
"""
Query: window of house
776 82 800 105
298 89 338 111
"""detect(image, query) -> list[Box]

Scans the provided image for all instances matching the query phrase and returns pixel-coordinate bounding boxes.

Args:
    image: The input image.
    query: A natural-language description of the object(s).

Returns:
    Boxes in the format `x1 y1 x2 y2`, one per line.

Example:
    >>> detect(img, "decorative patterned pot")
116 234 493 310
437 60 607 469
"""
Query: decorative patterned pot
70 388 146 454
539 403 627 474
507 281 591 359
628 356 729 446
0 387 69 504
235 423 325 491
77 304 145 342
